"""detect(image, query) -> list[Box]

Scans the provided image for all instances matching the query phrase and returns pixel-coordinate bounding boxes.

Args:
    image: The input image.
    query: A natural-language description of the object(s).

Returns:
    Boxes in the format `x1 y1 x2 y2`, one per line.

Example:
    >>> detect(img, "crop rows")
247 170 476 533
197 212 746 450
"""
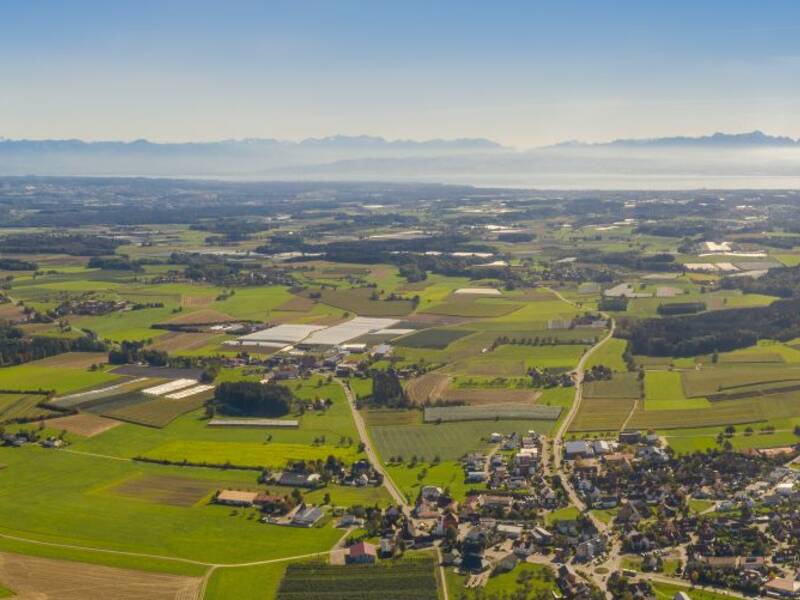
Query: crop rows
276 559 438 600
423 403 560 422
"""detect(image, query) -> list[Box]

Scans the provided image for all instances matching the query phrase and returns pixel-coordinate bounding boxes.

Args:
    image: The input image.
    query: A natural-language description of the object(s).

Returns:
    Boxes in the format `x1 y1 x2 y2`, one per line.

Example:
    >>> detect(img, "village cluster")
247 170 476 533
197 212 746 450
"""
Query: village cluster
198 424 800 600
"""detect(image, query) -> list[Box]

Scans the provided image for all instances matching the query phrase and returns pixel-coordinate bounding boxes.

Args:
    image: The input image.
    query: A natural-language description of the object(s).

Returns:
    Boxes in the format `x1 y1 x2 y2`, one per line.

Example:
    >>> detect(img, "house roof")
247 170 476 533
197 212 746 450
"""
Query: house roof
349 541 377 557
293 505 324 524
217 490 259 504
564 440 589 454
766 577 800 593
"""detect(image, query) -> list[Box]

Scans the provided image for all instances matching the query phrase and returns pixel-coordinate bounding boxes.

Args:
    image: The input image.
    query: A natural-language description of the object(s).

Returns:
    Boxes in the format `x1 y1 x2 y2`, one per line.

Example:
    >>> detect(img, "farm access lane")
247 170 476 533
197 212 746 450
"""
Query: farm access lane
551 314 616 528
336 378 409 509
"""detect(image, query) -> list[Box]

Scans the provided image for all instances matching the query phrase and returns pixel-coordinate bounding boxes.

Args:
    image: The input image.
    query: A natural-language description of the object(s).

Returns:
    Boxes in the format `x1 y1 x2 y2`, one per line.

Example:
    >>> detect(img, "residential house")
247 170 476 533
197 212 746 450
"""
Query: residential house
765 577 800 599
346 541 377 565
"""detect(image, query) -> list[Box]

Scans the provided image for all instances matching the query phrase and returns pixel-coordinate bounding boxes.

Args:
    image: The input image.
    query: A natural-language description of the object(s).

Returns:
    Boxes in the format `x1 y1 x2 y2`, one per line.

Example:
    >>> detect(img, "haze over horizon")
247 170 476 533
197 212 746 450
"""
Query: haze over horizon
3 0 800 148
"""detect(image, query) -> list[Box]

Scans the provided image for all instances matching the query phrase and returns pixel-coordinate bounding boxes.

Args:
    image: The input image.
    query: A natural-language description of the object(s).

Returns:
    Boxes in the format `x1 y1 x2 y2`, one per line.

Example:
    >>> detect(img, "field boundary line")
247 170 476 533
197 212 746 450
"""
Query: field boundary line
619 397 639 431
62 449 133 462
0 531 213 566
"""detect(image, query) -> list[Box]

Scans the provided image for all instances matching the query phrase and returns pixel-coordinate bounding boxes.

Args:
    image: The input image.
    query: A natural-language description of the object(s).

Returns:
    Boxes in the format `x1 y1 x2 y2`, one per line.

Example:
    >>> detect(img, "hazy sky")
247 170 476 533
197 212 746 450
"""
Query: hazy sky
2 0 800 147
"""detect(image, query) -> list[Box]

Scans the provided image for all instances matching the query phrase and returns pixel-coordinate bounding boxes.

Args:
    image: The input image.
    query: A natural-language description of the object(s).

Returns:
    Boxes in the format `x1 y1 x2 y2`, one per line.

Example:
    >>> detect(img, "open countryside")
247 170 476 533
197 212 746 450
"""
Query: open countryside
4 2 800 598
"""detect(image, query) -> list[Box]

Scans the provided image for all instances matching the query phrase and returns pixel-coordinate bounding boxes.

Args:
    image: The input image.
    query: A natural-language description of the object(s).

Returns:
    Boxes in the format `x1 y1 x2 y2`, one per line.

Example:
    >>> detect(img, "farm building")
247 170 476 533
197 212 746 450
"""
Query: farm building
618 430 642 444
564 440 593 459
346 541 377 565
277 471 322 488
215 490 259 507
208 418 299 428
291 505 325 527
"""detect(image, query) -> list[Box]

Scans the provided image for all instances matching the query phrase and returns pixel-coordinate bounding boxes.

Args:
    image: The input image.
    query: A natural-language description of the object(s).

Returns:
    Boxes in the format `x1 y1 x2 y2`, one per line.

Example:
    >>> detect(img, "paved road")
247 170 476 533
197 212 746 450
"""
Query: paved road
551 317 616 530
336 379 409 508
552 316 616 474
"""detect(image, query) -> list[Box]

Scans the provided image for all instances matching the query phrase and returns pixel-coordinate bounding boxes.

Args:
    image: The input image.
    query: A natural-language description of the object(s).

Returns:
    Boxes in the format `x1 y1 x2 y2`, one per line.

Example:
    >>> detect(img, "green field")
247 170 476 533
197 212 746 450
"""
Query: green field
396 328 473 349
570 396 636 432
206 563 287 600
421 298 523 318
447 344 585 377
0 392 55 423
387 460 485 502
143 439 361 468
682 364 800 397
309 288 415 317
664 417 800 454
584 372 642 399
66 377 362 471
546 505 581 525
651 581 734 600
586 337 628 371
645 371 710 410
627 401 763 430
0 447 343 565
0 360 119 395
100 392 211 428
445 562 556 600
370 418 554 462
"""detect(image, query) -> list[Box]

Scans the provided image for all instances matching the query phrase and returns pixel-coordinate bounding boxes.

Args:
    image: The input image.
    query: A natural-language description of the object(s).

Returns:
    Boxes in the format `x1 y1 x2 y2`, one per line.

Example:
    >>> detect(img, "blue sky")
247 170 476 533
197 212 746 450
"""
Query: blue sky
1 0 799 146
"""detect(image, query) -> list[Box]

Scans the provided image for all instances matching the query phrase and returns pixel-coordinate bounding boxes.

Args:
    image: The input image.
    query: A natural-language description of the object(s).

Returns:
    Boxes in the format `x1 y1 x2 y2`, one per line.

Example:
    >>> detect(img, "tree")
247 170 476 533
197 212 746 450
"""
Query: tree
371 369 408 407
214 381 294 417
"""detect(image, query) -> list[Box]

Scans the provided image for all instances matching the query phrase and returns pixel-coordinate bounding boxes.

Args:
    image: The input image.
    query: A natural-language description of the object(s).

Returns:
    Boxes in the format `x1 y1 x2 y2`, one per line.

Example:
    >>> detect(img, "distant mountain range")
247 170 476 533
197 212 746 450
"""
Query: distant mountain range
553 130 800 149
1 131 799 186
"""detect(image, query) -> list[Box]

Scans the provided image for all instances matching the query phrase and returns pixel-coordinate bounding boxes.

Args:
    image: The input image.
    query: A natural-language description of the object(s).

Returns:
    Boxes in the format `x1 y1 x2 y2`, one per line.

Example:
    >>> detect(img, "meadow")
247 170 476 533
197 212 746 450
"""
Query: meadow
305 288 415 317
445 562 555 600
583 372 641 399
644 371 710 410
0 357 119 395
421 298 523 318
0 447 343 565
569 396 636 432
395 328 473 349
585 337 629 371
205 563 287 600
0 393 56 423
